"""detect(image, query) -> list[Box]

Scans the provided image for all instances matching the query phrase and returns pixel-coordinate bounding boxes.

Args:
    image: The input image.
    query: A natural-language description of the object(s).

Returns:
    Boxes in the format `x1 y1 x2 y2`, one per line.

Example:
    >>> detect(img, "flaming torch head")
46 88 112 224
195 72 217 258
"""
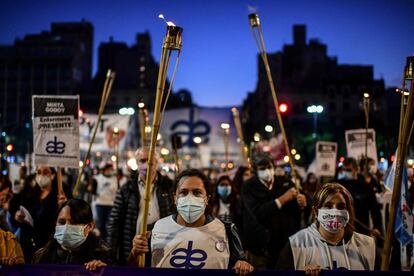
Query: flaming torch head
404 56 413 80
164 25 183 51
248 13 260 28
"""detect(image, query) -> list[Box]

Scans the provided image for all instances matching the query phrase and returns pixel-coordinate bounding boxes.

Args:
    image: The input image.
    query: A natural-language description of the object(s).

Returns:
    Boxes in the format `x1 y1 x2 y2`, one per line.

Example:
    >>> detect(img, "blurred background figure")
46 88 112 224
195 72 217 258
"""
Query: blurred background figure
93 163 118 240
233 165 252 192
211 175 242 228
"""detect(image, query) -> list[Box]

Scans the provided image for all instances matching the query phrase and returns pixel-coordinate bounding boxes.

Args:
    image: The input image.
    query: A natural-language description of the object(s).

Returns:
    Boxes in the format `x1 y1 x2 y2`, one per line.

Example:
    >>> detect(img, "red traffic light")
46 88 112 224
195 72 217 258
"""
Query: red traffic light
279 103 288 113
6 144 13 152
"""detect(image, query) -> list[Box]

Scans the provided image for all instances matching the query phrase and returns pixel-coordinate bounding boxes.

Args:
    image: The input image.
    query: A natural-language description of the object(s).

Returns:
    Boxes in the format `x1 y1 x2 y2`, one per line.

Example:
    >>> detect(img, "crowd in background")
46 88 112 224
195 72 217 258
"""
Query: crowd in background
0 149 414 273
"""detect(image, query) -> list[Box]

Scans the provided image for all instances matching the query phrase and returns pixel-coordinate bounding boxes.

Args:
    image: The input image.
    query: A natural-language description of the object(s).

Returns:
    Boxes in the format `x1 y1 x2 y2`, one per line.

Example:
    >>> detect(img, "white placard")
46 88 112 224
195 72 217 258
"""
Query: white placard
32 95 80 168
345 128 378 165
315 141 338 177
79 114 130 152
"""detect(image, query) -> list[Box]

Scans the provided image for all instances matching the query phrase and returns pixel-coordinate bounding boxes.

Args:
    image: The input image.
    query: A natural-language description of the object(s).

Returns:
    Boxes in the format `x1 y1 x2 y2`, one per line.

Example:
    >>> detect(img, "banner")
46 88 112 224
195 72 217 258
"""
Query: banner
122 107 241 164
315 141 337 177
0 264 411 275
79 114 130 152
32 95 80 168
345 128 378 165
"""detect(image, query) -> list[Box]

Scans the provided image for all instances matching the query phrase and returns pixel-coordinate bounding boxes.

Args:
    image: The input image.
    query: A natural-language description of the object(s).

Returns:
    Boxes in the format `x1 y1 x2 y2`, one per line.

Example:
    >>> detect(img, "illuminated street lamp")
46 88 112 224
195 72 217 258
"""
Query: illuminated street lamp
265 125 273 133
307 105 323 139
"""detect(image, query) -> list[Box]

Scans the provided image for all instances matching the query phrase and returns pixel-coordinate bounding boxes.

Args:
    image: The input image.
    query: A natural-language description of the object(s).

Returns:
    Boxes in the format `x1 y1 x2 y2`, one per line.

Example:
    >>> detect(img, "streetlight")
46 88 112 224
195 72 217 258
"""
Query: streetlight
307 105 323 139
265 125 273 133
220 123 230 171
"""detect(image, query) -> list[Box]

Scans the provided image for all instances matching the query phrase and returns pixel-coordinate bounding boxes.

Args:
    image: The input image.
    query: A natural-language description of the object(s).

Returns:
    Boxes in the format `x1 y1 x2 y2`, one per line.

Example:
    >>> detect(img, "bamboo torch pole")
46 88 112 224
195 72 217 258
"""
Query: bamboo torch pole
248 13 297 186
232 107 248 165
57 166 63 196
220 123 230 172
72 70 116 196
138 101 148 148
381 56 414 270
363 93 370 178
137 23 183 267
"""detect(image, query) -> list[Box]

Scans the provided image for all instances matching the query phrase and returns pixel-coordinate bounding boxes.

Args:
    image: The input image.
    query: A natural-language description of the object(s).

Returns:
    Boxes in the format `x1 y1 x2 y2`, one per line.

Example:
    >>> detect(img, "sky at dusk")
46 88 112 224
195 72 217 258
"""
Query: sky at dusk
0 0 413 107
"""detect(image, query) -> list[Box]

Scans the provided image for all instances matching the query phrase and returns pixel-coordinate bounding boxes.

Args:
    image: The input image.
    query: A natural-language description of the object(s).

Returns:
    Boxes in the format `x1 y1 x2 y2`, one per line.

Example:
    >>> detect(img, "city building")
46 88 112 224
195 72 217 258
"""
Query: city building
91 32 192 114
0 20 93 157
242 25 398 163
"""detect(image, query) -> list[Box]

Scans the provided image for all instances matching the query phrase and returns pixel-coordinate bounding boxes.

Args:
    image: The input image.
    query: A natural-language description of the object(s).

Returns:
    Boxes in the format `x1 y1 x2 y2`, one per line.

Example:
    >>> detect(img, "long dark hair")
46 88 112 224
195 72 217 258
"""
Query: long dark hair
60 199 93 224
233 166 250 192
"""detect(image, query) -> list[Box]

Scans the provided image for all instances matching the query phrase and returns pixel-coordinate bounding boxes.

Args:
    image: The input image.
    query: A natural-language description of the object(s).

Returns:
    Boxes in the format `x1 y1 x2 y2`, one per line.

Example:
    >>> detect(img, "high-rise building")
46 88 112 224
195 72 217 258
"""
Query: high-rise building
242 25 396 162
0 20 93 127
92 32 192 114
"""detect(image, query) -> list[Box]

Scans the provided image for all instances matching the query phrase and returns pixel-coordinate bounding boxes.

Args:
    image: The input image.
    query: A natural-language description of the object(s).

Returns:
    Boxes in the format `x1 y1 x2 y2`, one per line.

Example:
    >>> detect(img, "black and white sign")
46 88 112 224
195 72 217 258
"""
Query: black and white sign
345 128 378 165
32 95 80 168
315 141 337 176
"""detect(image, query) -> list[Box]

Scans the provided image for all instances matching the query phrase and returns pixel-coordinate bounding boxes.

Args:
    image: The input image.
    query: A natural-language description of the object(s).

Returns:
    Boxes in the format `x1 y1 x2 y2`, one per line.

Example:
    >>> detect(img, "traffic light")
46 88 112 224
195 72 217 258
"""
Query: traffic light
279 103 288 113
6 144 13 152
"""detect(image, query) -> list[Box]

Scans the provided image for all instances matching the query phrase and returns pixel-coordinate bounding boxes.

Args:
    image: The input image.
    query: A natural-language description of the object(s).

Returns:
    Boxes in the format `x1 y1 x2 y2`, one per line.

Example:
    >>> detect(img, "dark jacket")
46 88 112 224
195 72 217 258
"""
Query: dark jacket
241 175 305 262
33 234 113 265
106 172 174 264
338 178 383 235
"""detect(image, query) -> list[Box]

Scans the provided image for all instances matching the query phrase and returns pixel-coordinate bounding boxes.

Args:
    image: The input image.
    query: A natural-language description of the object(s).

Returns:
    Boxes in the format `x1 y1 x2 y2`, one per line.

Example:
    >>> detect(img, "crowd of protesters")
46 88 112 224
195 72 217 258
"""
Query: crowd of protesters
0 149 413 274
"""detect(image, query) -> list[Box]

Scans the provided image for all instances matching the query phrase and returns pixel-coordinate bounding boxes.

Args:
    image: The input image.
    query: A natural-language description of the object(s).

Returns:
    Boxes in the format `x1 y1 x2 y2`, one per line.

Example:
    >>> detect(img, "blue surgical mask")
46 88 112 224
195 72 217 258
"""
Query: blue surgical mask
54 224 87 249
217 185 231 199
337 171 346 180
176 194 206 224
338 171 353 180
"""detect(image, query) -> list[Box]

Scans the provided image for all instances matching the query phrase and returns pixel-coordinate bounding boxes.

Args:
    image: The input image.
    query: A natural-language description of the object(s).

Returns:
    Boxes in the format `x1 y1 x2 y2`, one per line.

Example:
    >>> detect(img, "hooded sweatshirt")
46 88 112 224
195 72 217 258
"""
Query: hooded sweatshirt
288 223 375 270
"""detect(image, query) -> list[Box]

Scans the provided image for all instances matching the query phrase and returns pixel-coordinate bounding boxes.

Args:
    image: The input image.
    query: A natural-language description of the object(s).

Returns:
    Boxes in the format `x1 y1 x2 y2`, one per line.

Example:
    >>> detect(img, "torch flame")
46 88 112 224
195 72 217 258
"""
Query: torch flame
158 14 176 27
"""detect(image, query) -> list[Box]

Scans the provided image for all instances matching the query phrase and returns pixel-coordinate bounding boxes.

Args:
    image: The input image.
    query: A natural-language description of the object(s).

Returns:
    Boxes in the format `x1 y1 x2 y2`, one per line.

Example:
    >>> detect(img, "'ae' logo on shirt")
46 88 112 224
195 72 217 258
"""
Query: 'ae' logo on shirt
170 241 207 269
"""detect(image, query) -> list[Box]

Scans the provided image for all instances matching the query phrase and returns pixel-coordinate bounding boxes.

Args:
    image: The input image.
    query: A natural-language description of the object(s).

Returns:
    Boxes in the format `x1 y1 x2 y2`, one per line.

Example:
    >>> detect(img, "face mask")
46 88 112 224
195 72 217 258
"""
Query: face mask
54 224 88 249
12 181 24 194
176 194 206 224
36 175 51 188
343 171 353 180
317 208 349 234
368 165 377 174
217 185 231 199
257 168 274 183
337 171 345 180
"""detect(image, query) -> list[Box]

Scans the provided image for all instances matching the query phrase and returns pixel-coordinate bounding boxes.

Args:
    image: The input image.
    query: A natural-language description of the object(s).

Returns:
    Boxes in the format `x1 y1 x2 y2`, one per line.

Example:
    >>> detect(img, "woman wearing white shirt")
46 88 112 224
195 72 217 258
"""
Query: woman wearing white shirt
277 183 376 274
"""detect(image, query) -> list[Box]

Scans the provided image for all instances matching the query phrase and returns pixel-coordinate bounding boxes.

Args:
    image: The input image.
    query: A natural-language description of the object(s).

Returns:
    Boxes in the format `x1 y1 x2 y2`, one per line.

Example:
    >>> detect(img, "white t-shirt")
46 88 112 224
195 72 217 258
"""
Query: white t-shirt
151 215 230 269
94 174 118 206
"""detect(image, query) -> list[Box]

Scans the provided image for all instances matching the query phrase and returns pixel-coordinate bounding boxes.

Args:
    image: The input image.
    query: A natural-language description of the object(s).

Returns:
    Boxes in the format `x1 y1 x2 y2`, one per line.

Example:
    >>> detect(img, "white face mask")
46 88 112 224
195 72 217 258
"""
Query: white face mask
36 174 52 188
257 168 274 183
176 194 206 224
317 208 349 233
54 224 87 249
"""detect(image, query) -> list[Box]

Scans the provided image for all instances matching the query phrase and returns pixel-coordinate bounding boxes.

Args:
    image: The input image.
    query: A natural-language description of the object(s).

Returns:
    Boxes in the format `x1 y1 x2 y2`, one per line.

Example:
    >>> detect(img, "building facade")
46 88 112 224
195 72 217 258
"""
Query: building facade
242 25 398 163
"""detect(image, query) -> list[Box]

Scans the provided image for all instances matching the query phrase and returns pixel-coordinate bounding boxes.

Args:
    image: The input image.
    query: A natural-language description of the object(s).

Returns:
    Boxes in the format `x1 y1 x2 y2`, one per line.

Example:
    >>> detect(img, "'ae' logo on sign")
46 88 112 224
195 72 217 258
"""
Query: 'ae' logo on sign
46 136 66 154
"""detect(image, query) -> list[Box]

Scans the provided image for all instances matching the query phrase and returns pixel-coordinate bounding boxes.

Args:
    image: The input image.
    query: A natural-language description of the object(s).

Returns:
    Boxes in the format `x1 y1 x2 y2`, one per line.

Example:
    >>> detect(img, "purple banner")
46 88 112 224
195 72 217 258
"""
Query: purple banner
0 265 411 275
